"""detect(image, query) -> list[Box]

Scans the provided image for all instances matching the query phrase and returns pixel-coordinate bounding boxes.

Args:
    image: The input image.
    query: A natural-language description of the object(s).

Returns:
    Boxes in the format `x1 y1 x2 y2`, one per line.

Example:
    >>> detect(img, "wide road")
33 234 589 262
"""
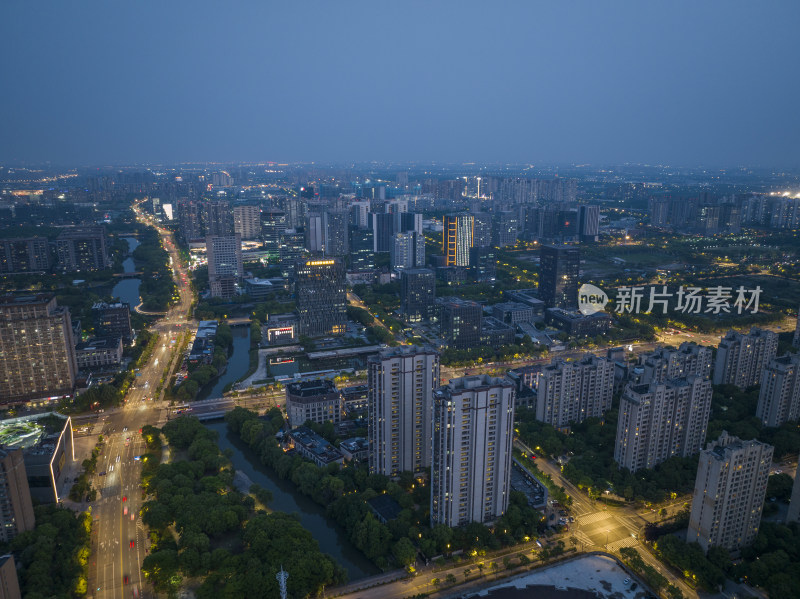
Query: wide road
87 203 195 599
514 438 698 599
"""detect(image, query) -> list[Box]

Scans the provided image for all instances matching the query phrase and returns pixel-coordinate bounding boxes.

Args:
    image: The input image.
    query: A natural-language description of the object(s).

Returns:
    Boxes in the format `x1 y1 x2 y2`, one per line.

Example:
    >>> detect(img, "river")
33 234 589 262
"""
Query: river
112 237 142 308
205 420 379 580
199 325 252 400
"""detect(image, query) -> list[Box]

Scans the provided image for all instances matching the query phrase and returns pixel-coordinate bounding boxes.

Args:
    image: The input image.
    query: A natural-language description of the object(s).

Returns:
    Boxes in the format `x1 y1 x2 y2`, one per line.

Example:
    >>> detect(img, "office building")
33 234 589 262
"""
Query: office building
787 463 800 523
471 212 493 247
687 432 772 552
55 226 109 272
469 247 497 283
294 258 347 337
544 308 611 337
757 353 800 428
492 302 537 325
615 376 713 472
578 205 600 242
390 232 425 270
443 214 474 266
538 244 579 309
533 354 614 429
203 200 234 236
368 346 439 477
401 268 436 322
261 210 287 255
233 205 261 240
305 213 324 252
349 227 375 271
395 212 423 235
0 413 73 504
285 380 342 428
439 298 482 350
176 198 203 242
0 294 77 403
0 554 21 599
91 301 132 343
323 210 349 256
639 342 713 384
431 375 515 527
206 234 243 299
0 237 50 274
372 212 395 253
481 317 516 348
75 337 123 369
713 328 778 389
493 211 519 247
0 449 34 543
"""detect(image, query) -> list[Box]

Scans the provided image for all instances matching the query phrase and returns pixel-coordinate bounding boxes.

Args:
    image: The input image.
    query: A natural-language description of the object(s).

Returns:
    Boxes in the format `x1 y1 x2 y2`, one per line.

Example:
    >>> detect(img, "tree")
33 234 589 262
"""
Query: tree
392 538 417 567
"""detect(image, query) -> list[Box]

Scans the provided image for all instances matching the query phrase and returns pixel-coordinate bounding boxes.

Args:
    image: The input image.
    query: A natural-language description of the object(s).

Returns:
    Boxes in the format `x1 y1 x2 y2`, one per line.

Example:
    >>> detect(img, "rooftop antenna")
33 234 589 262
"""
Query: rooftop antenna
277 565 289 599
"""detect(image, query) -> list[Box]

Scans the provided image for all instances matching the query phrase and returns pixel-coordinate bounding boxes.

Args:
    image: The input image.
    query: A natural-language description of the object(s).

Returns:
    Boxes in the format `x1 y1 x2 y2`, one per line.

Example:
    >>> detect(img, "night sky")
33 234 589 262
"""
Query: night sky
1 1 798 167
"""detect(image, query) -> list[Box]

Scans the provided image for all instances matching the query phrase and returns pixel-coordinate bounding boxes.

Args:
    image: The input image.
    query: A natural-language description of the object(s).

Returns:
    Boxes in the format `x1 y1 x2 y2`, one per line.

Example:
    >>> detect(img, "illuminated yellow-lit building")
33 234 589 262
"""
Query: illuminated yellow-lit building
294 257 347 338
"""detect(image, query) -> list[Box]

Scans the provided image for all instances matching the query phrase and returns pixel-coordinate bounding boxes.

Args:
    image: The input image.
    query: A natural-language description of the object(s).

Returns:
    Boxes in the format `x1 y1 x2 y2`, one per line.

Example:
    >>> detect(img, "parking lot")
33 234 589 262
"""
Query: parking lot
510 460 547 508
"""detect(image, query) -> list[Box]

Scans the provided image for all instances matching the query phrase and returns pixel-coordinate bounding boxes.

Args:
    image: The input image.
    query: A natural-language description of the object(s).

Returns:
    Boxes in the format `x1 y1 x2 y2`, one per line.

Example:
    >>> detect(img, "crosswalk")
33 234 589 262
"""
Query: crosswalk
577 511 614 525
607 536 638 552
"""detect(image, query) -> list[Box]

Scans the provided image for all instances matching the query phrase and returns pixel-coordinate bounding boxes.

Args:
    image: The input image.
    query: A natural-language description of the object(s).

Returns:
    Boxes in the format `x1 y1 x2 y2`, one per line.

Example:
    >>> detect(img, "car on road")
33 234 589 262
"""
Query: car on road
131 513 135 521
122 496 127 502
630 582 638 591
124 506 128 515
99 471 106 476
116 455 120 462
623 578 630 585
130 540 135 548
123 575 129 585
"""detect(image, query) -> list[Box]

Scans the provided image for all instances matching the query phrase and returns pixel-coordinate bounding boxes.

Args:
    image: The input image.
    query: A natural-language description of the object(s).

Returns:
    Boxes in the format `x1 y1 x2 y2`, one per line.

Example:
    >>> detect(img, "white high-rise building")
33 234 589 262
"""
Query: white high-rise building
639 342 713 384
233 205 261 240
534 354 614 428
615 376 712 472
687 432 772 552
368 346 439 477
756 353 800 428
206 234 243 298
431 375 515 527
390 232 425 270
713 328 778 389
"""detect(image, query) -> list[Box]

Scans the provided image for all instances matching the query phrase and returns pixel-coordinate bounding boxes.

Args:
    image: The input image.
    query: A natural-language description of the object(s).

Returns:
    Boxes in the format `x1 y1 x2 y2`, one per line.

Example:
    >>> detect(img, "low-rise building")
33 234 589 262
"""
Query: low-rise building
341 384 368 416
287 427 344 467
75 337 123 369
188 320 218 364
264 313 298 345
544 308 611 337
338 437 369 462
481 317 516 348
285 379 342 428
492 301 539 325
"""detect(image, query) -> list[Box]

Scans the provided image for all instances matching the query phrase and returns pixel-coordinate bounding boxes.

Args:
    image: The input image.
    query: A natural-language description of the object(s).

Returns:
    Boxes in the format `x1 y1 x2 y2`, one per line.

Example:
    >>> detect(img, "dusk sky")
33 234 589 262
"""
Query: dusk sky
1 1 798 167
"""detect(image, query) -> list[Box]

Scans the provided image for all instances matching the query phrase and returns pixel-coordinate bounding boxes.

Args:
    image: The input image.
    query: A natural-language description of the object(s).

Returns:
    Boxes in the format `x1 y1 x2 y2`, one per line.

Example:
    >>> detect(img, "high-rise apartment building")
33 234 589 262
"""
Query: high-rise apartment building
793 307 800 348
0 449 34 543
203 200 234 237
493 211 519 247
443 214 474 266
538 244 579 309
91 301 133 342
615 376 712 472
305 213 324 252
206 234 243 299
390 232 425 270
639 342 713 384
0 554 21 599
533 354 614 428
431 375 515 527
439 298 482 350
395 212 423 235
471 212 493 247
687 432 772 552
756 353 800 427
401 268 436 322
176 198 202 242
294 258 347 337
55 226 109 272
323 210 349 256
368 346 440 477
0 237 50 274
233 205 261 240
350 201 371 229
0 294 77 403
713 328 778 389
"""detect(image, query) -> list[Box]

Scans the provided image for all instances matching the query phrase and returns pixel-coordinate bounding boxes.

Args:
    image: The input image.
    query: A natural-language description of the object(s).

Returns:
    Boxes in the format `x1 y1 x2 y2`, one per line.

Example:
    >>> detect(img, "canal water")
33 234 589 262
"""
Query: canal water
205 420 378 580
199 325 252 400
112 237 142 308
